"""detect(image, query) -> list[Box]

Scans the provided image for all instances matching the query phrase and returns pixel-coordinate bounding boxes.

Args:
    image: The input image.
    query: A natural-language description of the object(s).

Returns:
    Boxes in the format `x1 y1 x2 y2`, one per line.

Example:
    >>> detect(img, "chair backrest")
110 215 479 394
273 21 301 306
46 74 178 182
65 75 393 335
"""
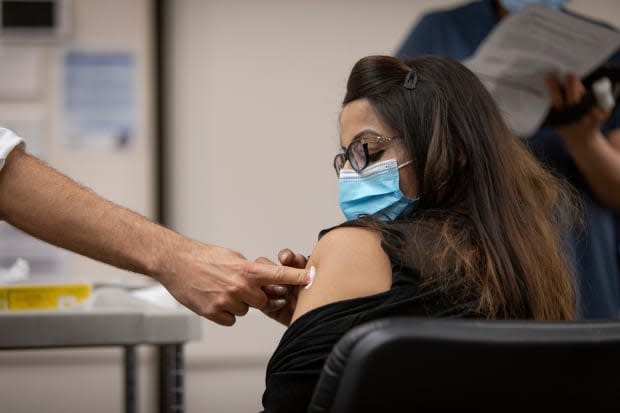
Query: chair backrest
307 317 620 412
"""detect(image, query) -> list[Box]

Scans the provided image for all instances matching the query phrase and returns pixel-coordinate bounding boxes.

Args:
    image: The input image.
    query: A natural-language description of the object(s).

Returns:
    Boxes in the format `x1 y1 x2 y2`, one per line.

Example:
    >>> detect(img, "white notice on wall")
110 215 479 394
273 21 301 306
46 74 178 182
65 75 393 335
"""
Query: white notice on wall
0 47 43 100
0 105 46 158
0 222 66 276
62 51 136 150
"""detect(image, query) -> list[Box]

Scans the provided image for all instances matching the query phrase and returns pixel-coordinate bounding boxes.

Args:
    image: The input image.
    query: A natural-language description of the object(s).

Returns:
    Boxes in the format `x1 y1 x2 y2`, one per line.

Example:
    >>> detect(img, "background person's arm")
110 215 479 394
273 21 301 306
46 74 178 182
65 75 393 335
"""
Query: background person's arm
547 73 620 209
0 147 309 325
561 127 620 209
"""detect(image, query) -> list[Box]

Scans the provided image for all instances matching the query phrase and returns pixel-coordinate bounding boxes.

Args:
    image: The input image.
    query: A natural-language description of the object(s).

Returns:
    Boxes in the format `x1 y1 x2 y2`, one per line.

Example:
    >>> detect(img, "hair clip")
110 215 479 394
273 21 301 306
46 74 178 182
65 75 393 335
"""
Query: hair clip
403 67 418 90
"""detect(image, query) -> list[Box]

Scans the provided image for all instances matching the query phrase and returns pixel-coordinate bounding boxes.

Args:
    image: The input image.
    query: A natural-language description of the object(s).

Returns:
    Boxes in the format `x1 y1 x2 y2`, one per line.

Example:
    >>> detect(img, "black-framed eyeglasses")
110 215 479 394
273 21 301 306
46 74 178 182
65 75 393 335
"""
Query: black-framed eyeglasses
333 134 399 176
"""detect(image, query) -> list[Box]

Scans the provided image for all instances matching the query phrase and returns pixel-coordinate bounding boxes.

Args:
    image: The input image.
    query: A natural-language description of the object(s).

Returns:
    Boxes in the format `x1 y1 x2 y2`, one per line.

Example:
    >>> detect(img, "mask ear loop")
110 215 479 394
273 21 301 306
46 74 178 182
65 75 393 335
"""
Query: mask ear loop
397 159 414 169
403 67 418 90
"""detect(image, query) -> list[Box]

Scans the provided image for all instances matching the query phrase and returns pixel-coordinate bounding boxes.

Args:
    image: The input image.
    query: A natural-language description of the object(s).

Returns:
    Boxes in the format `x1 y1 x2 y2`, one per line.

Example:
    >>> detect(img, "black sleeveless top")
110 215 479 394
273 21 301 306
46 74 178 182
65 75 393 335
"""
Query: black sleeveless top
260 225 449 413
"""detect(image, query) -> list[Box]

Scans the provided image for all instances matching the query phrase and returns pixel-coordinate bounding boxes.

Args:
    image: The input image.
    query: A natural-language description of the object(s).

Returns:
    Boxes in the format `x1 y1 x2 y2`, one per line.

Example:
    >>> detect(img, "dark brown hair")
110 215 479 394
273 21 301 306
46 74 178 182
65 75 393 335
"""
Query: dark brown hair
343 55 577 320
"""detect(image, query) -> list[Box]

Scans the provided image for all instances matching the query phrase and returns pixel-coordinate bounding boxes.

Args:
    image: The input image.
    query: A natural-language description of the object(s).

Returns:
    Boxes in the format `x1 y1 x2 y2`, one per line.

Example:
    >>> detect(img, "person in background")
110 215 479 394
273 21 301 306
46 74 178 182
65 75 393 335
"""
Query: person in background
397 0 620 319
259 55 577 413
0 128 310 326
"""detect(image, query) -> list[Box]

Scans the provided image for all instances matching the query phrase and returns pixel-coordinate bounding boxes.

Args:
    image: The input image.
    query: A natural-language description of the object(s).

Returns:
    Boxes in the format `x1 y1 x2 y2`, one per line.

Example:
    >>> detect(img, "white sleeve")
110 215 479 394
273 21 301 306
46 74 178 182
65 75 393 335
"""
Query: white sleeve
0 127 25 172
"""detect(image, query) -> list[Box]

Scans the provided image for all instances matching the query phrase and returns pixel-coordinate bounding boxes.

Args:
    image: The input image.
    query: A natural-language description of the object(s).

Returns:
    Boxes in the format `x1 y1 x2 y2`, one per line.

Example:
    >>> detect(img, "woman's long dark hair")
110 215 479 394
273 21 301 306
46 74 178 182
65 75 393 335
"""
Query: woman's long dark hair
344 55 577 320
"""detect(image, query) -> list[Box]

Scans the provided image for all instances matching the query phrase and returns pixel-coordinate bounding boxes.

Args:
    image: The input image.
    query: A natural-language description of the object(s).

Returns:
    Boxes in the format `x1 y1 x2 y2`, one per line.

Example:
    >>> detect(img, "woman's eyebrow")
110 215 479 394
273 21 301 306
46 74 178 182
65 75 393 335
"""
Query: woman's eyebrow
354 129 380 141
340 129 381 150
351 129 383 146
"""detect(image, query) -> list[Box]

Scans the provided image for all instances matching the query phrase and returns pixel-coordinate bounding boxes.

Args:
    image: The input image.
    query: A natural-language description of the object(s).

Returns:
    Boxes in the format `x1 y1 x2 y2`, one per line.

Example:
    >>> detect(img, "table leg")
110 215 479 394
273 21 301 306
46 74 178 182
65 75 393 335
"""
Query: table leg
124 345 138 413
158 343 184 413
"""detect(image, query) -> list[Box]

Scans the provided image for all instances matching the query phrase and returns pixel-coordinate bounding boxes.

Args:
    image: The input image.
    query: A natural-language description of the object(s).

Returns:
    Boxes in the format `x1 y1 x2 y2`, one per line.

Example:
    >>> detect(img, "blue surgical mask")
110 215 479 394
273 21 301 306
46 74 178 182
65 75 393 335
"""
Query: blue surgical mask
339 159 418 221
499 0 566 13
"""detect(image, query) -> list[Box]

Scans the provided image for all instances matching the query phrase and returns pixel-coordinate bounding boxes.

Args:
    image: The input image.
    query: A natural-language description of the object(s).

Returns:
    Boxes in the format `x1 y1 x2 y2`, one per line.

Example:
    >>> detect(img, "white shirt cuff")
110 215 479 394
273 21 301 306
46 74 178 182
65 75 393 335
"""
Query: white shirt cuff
0 127 25 172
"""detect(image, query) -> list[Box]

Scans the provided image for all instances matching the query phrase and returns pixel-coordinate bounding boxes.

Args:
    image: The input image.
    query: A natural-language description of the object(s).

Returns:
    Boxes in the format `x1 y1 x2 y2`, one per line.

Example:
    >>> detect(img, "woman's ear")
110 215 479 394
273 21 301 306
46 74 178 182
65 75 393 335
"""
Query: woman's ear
400 166 420 200
457 151 467 169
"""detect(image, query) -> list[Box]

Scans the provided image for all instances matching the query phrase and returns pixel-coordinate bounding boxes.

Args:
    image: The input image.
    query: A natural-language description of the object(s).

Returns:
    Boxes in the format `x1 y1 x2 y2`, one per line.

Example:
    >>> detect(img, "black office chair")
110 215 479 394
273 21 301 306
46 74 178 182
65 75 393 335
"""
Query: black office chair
307 317 620 412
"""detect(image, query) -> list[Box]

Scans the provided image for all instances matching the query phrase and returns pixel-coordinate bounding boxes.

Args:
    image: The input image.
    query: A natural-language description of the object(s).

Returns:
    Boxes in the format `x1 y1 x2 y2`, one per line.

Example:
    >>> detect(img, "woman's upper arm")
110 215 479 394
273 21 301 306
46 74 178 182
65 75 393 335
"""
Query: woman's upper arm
290 226 393 324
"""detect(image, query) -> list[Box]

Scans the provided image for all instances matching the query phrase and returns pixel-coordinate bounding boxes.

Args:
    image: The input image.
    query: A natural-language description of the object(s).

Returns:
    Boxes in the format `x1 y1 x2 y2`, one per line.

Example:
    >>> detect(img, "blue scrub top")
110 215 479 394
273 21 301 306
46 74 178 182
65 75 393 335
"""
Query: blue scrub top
397 0 620 319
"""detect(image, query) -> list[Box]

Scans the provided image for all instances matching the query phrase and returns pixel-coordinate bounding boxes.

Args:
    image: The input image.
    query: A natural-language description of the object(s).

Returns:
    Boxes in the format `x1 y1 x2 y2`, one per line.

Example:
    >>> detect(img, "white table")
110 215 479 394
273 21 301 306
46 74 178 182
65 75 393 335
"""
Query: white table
0 306 202 413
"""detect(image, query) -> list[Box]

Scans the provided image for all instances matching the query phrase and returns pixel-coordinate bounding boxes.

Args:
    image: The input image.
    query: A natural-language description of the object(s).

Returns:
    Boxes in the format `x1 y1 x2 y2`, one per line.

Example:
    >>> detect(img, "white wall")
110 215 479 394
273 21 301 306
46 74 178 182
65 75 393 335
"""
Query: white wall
55 0 155 282
0 0 155 282
0 0 155 412
1 1 619 413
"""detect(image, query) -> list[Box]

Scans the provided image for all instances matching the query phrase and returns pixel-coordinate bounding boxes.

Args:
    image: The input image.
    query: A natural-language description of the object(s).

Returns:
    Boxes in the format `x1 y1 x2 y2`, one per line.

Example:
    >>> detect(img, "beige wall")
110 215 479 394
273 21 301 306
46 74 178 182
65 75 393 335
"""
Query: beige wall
60 0 154 282
0 0 155 412
0 0 154 281
1 1 619 413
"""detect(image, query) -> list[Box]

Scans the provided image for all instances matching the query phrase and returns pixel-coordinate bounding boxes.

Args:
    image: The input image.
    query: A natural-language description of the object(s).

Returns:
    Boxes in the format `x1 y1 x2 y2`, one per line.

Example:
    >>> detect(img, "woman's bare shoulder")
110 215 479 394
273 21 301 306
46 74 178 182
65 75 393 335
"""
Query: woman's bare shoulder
290 226 392 324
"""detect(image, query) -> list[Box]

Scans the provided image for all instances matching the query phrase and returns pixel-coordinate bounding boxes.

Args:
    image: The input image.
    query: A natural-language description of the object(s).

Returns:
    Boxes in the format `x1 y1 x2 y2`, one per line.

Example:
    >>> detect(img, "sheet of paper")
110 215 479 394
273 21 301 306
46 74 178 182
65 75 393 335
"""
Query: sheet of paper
62 51 136 150
464 4 620 137
0 47 43 100
0 222 67 276
0 105 46 158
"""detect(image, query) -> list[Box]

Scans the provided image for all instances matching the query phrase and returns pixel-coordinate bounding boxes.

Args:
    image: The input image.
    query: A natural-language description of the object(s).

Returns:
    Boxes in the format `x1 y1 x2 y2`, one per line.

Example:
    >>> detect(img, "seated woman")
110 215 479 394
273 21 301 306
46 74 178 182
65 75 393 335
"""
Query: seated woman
259 55 577 413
